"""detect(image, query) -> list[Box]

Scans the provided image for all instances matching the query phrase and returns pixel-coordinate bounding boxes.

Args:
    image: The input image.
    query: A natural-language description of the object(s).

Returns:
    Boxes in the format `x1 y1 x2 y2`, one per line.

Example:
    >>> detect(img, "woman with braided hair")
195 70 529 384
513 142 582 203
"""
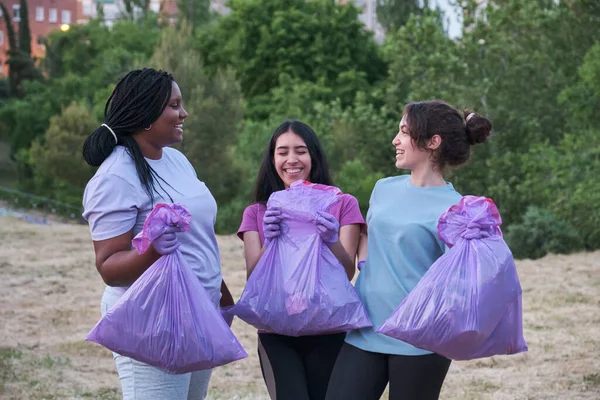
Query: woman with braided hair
82 68 233 399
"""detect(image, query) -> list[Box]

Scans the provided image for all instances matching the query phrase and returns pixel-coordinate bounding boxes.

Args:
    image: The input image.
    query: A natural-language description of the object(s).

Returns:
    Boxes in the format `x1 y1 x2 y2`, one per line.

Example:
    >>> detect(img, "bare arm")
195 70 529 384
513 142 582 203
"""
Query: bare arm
92 228 162 286
329 224 361 281
357 228 368 262
220 279 235 307
242 231 266 279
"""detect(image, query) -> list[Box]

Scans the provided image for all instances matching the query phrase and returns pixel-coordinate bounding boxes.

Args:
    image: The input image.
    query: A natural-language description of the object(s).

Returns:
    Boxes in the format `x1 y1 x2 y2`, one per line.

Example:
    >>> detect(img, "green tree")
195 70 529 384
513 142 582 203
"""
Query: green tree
18 0 32 55
121 0 151 20
43 17 159 82
377 0 422 33
379 0 600 227
1 17 160 160
176 0 212 29
28 102 98 203
0 2 18 97
0 0 43 98
558 41 600 130
505 207 584 260
382 9 464 110
335 159 383 216
0 76 90 158
148 24 245 207
197 0 386 113
513 42 600 249
452 0 600 224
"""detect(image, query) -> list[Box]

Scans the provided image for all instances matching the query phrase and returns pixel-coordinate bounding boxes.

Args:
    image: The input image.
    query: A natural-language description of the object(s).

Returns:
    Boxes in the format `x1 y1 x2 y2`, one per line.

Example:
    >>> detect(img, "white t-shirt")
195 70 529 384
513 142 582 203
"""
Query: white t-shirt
82 146 222 305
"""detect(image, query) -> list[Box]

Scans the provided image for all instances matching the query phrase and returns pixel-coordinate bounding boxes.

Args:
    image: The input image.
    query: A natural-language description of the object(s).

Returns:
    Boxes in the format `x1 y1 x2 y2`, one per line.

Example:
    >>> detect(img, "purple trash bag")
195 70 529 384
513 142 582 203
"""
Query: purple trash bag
86 203 247 374
232 181 372 336
376 196 528 360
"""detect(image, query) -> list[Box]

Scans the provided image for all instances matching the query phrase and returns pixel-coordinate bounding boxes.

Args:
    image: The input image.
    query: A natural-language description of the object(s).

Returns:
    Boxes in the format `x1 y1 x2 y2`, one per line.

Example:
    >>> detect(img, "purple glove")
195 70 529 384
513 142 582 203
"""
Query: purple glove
316 211 339 245
357 260 365 271
263 208 282 245
151 225 182 255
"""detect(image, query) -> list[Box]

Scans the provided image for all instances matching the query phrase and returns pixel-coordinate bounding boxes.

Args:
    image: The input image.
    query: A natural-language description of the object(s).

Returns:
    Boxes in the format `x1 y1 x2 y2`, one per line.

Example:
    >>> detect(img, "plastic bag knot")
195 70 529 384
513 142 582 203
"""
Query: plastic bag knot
460 221 492 240
438 196 502 246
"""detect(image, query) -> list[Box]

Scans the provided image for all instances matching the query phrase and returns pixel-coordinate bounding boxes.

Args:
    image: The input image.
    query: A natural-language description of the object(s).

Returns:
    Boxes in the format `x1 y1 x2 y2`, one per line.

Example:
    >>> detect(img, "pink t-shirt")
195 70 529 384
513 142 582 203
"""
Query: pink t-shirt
237 193 365 244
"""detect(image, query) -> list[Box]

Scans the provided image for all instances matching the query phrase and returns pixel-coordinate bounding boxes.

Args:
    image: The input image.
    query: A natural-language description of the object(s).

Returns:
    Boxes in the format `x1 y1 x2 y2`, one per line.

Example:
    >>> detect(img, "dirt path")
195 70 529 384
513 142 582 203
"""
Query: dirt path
1 216 599 399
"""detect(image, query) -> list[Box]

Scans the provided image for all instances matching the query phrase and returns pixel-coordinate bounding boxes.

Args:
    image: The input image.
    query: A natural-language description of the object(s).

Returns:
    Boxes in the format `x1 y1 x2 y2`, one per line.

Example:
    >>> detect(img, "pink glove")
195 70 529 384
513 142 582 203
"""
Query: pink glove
151 225 182 255
316 211 339 245
263 208 282 245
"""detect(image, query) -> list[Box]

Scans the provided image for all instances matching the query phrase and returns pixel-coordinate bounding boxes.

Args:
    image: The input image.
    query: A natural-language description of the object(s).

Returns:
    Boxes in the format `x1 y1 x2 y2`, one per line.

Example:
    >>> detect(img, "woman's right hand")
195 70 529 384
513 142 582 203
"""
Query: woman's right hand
151 225 183 255
263 208 282 244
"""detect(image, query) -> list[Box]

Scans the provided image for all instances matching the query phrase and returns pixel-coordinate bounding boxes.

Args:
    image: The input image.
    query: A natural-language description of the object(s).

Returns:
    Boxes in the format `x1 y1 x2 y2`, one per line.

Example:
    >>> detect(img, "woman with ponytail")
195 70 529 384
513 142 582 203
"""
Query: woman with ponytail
82 68 233 400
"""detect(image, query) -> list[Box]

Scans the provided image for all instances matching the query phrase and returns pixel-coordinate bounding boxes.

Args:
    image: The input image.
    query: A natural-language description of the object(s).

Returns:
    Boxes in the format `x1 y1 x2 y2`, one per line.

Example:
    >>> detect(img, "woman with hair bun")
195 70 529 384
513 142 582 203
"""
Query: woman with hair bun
326 100 492 400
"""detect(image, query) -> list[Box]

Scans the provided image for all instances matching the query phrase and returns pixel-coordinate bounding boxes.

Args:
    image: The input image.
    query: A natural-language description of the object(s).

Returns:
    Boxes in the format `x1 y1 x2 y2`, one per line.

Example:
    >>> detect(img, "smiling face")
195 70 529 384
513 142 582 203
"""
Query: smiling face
273 130 312 188
147 81 188 147
392 115 435 171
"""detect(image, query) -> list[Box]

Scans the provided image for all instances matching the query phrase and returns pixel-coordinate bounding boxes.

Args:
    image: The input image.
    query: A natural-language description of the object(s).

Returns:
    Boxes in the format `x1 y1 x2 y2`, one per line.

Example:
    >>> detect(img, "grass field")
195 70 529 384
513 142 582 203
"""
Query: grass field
1 216 599 399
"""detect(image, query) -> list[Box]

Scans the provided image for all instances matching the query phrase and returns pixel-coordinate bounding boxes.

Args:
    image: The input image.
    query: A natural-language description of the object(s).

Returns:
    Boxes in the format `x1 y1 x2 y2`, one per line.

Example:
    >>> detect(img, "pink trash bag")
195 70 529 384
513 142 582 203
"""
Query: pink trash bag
232 181 371 336
86 203 247 373
376 196 528 360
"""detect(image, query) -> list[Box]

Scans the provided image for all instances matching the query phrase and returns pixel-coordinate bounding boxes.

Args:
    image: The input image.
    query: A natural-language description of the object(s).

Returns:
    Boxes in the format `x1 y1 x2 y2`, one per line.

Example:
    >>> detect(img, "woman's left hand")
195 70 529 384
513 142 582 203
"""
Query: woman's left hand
316 211 339 245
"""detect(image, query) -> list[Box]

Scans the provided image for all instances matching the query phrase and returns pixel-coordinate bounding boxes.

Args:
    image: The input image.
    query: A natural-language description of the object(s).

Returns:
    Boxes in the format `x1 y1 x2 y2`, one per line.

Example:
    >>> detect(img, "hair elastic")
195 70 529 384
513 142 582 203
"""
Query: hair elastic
466 113 476 122
102 123 118 144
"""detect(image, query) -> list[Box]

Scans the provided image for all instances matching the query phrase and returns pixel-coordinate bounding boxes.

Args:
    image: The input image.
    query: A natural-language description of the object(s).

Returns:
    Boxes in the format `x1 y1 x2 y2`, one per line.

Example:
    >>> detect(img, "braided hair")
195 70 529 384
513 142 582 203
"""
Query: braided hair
83 68 176 204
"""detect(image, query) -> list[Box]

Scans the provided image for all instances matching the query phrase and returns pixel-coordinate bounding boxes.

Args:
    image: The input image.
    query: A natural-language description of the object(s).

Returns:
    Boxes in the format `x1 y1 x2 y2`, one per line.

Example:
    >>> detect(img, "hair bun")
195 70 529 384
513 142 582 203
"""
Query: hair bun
464 109 492 145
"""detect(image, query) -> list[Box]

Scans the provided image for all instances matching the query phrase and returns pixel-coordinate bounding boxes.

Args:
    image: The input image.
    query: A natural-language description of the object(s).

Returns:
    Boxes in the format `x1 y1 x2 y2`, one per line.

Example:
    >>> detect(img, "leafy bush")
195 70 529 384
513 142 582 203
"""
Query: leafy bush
215 198 247 235
27 102 97 205
334 160 383 216
505 207 584 260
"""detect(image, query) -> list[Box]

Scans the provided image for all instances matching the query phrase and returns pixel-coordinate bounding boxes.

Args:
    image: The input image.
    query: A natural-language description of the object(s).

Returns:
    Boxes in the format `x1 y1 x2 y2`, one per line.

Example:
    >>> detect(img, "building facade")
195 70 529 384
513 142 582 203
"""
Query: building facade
78 0 226 26
0 0 78 75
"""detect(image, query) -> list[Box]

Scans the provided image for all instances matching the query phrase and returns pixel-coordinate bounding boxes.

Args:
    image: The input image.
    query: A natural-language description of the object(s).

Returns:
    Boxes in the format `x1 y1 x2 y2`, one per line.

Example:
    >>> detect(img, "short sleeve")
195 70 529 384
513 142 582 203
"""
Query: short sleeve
338 194 366 227
237 204 260 240
82 174 139 241
370 179 383 206
179 150 199 178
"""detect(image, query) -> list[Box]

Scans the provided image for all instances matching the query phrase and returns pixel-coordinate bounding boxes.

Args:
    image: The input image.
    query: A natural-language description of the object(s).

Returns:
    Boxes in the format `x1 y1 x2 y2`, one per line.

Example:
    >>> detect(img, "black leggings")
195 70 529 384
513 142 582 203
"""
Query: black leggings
257 332 346 400
325 343 451 400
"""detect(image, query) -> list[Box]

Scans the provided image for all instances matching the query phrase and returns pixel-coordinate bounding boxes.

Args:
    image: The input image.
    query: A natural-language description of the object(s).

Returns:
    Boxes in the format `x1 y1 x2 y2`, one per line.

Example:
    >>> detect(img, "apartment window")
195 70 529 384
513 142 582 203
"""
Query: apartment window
61 10 71 24
36 7 44 21
49 8 57 23
83 2 92 16
13 4 21 22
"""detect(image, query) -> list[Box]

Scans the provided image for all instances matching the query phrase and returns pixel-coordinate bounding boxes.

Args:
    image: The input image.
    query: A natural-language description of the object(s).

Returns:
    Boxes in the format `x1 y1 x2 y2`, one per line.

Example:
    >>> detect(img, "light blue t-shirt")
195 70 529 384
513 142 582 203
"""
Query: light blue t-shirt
82 146 223 306
345 175 462 355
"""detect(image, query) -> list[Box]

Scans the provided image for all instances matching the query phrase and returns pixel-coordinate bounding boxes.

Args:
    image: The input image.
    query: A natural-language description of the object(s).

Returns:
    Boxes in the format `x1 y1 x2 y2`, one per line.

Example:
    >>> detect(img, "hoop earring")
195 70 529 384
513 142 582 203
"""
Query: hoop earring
145 124 152 131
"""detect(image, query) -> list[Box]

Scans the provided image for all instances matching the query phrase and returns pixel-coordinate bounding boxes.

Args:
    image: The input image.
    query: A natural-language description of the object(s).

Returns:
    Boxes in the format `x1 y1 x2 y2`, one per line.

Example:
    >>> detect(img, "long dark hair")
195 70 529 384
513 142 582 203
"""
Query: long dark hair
252 120 333 203
82 68 175 204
